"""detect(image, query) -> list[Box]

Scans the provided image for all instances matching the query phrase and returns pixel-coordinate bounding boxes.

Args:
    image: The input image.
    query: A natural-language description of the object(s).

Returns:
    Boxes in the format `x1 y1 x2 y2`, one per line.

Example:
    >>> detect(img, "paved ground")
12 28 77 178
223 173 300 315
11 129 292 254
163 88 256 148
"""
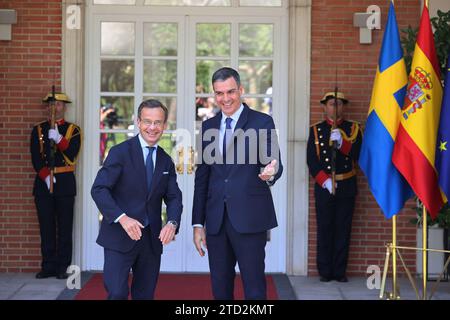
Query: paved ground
288 275 450 300
1 273 449 300
0 273 68 300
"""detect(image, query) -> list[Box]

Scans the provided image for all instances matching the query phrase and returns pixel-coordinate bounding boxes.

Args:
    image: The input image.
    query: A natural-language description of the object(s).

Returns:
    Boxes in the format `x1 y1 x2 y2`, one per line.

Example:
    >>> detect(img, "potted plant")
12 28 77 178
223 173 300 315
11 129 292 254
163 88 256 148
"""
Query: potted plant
411 200 450 229
412 200 450 279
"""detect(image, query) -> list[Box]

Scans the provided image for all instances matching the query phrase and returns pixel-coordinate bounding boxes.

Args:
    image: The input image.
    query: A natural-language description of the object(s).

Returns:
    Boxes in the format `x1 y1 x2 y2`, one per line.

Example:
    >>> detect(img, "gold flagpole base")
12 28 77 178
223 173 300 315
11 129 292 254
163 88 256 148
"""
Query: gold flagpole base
378 243 450 300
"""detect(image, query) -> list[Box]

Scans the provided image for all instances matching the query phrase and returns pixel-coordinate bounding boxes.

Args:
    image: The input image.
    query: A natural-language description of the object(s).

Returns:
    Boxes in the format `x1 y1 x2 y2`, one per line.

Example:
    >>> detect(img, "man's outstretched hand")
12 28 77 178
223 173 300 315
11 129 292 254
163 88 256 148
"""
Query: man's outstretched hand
258 159 277 181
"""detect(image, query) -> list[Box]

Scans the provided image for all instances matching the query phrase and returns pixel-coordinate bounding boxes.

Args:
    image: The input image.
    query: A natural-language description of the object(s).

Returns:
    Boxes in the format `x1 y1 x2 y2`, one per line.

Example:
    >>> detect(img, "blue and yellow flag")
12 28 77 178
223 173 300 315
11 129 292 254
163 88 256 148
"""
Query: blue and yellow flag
436 49 450 200
359 1 412 218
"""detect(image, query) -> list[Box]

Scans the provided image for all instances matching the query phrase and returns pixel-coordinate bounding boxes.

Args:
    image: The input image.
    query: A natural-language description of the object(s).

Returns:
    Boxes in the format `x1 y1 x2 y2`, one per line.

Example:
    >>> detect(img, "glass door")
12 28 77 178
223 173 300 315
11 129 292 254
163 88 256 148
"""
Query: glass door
185 16 283 272
84 10 287 273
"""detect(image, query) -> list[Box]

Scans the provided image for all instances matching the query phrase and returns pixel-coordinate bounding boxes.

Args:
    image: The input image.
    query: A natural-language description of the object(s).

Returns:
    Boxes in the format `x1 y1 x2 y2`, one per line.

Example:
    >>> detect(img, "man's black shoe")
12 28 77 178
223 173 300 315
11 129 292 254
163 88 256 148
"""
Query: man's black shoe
336 276 348 282
56 272 69 279
35 271 56 279
319 276 331 282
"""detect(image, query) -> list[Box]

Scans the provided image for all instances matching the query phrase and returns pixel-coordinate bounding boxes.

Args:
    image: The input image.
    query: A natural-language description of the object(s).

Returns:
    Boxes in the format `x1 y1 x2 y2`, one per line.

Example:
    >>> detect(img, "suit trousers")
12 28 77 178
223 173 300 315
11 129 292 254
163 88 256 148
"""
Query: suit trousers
206 207 267 300
34 195 74 273
315 189 355 279
103 226 161 300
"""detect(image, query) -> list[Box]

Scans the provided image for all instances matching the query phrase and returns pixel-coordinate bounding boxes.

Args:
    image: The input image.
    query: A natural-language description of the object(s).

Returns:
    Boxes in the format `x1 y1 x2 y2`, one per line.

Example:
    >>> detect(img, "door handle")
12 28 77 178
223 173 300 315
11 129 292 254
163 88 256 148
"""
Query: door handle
187 146 195 174
176 147 184 174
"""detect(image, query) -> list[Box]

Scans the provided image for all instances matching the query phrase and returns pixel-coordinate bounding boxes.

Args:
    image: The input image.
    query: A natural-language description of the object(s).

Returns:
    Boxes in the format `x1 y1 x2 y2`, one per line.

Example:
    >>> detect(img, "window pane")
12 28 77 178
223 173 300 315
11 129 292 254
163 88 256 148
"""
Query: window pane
101 22 135 56
101 60 134 92
239 60 272 95
144 23 178 56
99 133 133 165
239 24 273 57
145 0 230 6
196 24 230 57
143 60 177 94
239 0 281 6
158 133 176 161
195 97 219 122
100 96 134 130
142 96 177 130
196 60 230 93
94 0 135 4
243 97 272 115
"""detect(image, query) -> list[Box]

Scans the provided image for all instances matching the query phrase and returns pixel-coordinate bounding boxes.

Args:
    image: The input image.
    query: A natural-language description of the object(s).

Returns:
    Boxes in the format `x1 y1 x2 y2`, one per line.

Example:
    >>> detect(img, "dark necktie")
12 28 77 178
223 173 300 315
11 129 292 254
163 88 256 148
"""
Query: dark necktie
223 117 232 163
146 146 155 192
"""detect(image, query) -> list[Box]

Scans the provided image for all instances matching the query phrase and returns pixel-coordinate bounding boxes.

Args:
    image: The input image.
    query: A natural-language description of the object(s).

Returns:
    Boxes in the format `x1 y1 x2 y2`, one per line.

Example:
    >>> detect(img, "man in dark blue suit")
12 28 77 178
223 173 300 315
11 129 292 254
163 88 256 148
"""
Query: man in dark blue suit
192 67 283 300
91 99 182 300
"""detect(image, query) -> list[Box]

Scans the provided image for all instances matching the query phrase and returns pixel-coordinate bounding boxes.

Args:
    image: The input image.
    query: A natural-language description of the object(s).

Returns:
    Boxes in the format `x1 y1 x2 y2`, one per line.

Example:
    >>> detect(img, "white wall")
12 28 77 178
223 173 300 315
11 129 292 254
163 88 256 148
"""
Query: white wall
429 0 450 18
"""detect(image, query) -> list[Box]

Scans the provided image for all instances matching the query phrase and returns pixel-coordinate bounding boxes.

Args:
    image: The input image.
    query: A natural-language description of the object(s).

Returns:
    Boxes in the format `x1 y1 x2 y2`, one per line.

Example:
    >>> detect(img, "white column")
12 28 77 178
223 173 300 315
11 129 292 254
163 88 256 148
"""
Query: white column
61 1 85 270
286 0 311 275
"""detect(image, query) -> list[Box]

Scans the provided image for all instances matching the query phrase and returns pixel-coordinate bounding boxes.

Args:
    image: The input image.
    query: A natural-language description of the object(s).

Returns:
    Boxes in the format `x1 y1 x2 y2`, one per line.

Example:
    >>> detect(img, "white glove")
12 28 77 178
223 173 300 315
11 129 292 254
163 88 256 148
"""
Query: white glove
330 129 343 148
45 175 56 190
48 125 63 143
322 178 337 194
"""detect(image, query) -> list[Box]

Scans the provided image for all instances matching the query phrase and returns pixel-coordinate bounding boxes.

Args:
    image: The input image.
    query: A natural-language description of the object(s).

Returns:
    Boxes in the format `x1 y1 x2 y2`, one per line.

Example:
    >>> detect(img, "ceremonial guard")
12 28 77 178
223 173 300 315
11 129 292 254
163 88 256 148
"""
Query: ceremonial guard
30 91 81 279
307 91 363 282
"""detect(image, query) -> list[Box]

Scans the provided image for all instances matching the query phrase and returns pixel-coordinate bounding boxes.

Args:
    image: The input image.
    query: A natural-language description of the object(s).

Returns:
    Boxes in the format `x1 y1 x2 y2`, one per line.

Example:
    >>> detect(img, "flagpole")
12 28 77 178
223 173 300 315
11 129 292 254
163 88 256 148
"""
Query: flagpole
392 215 398 299
422 206 428 299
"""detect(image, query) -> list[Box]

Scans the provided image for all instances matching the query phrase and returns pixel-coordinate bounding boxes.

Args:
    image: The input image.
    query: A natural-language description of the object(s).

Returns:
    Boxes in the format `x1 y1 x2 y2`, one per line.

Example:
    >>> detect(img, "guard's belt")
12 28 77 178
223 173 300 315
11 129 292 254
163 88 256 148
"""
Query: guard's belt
335 169 356 181
54 166 75 174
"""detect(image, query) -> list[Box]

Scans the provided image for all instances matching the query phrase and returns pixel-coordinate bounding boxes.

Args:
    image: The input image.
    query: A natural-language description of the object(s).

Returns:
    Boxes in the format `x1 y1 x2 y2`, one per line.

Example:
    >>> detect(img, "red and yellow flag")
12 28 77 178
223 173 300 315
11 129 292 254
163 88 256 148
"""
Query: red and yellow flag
392 3 444 218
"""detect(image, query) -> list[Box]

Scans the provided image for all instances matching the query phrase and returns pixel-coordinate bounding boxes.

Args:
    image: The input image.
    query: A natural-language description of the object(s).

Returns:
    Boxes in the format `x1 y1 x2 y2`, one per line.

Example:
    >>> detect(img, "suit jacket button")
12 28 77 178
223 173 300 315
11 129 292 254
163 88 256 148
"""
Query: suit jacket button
224 179 228 183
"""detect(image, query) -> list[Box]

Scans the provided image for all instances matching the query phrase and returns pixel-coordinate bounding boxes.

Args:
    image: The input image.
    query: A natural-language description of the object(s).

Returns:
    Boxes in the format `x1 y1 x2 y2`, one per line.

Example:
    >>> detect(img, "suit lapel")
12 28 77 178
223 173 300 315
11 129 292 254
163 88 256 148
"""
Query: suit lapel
234 104 250 131
130 136 148 193
208 113 222 160
148 147 164 200
211 113 222 133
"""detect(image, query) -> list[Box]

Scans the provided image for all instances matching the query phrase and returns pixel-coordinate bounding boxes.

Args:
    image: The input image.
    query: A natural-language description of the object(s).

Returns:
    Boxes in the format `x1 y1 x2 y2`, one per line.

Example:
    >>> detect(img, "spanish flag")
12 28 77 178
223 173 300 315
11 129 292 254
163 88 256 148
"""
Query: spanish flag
392 3 444 219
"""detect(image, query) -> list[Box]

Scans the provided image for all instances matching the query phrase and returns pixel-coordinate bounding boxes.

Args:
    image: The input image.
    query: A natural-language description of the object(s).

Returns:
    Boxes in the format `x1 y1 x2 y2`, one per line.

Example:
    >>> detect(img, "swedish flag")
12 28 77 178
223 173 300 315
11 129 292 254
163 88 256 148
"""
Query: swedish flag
359 1 413 218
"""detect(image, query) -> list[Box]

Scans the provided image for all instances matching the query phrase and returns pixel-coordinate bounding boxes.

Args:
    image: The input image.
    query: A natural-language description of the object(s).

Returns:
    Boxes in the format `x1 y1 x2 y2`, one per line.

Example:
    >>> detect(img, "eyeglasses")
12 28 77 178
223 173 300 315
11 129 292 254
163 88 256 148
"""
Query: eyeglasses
214 88 239 99
141 119 164 128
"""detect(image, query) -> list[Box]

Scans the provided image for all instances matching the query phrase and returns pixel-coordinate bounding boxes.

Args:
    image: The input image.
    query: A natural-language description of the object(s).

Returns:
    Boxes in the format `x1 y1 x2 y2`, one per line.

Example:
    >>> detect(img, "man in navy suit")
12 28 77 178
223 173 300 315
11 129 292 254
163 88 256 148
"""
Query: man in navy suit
192 67 283 300
91 99 182 300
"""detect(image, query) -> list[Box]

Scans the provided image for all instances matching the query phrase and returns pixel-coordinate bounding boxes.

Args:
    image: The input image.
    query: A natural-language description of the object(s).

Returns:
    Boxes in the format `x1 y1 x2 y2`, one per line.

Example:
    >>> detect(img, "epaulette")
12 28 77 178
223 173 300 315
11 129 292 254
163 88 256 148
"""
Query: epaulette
71 123 81 131
340 121 361 142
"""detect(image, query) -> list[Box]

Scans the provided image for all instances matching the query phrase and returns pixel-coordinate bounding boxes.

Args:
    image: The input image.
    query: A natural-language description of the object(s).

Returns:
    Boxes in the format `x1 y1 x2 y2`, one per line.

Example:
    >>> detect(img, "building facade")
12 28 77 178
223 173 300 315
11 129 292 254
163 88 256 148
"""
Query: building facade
1 0 448 275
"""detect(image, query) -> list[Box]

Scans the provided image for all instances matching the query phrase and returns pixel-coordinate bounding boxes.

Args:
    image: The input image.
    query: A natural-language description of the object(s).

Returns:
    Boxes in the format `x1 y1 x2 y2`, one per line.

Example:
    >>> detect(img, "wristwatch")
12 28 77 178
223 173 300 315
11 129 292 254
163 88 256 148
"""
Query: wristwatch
167 220 178 229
